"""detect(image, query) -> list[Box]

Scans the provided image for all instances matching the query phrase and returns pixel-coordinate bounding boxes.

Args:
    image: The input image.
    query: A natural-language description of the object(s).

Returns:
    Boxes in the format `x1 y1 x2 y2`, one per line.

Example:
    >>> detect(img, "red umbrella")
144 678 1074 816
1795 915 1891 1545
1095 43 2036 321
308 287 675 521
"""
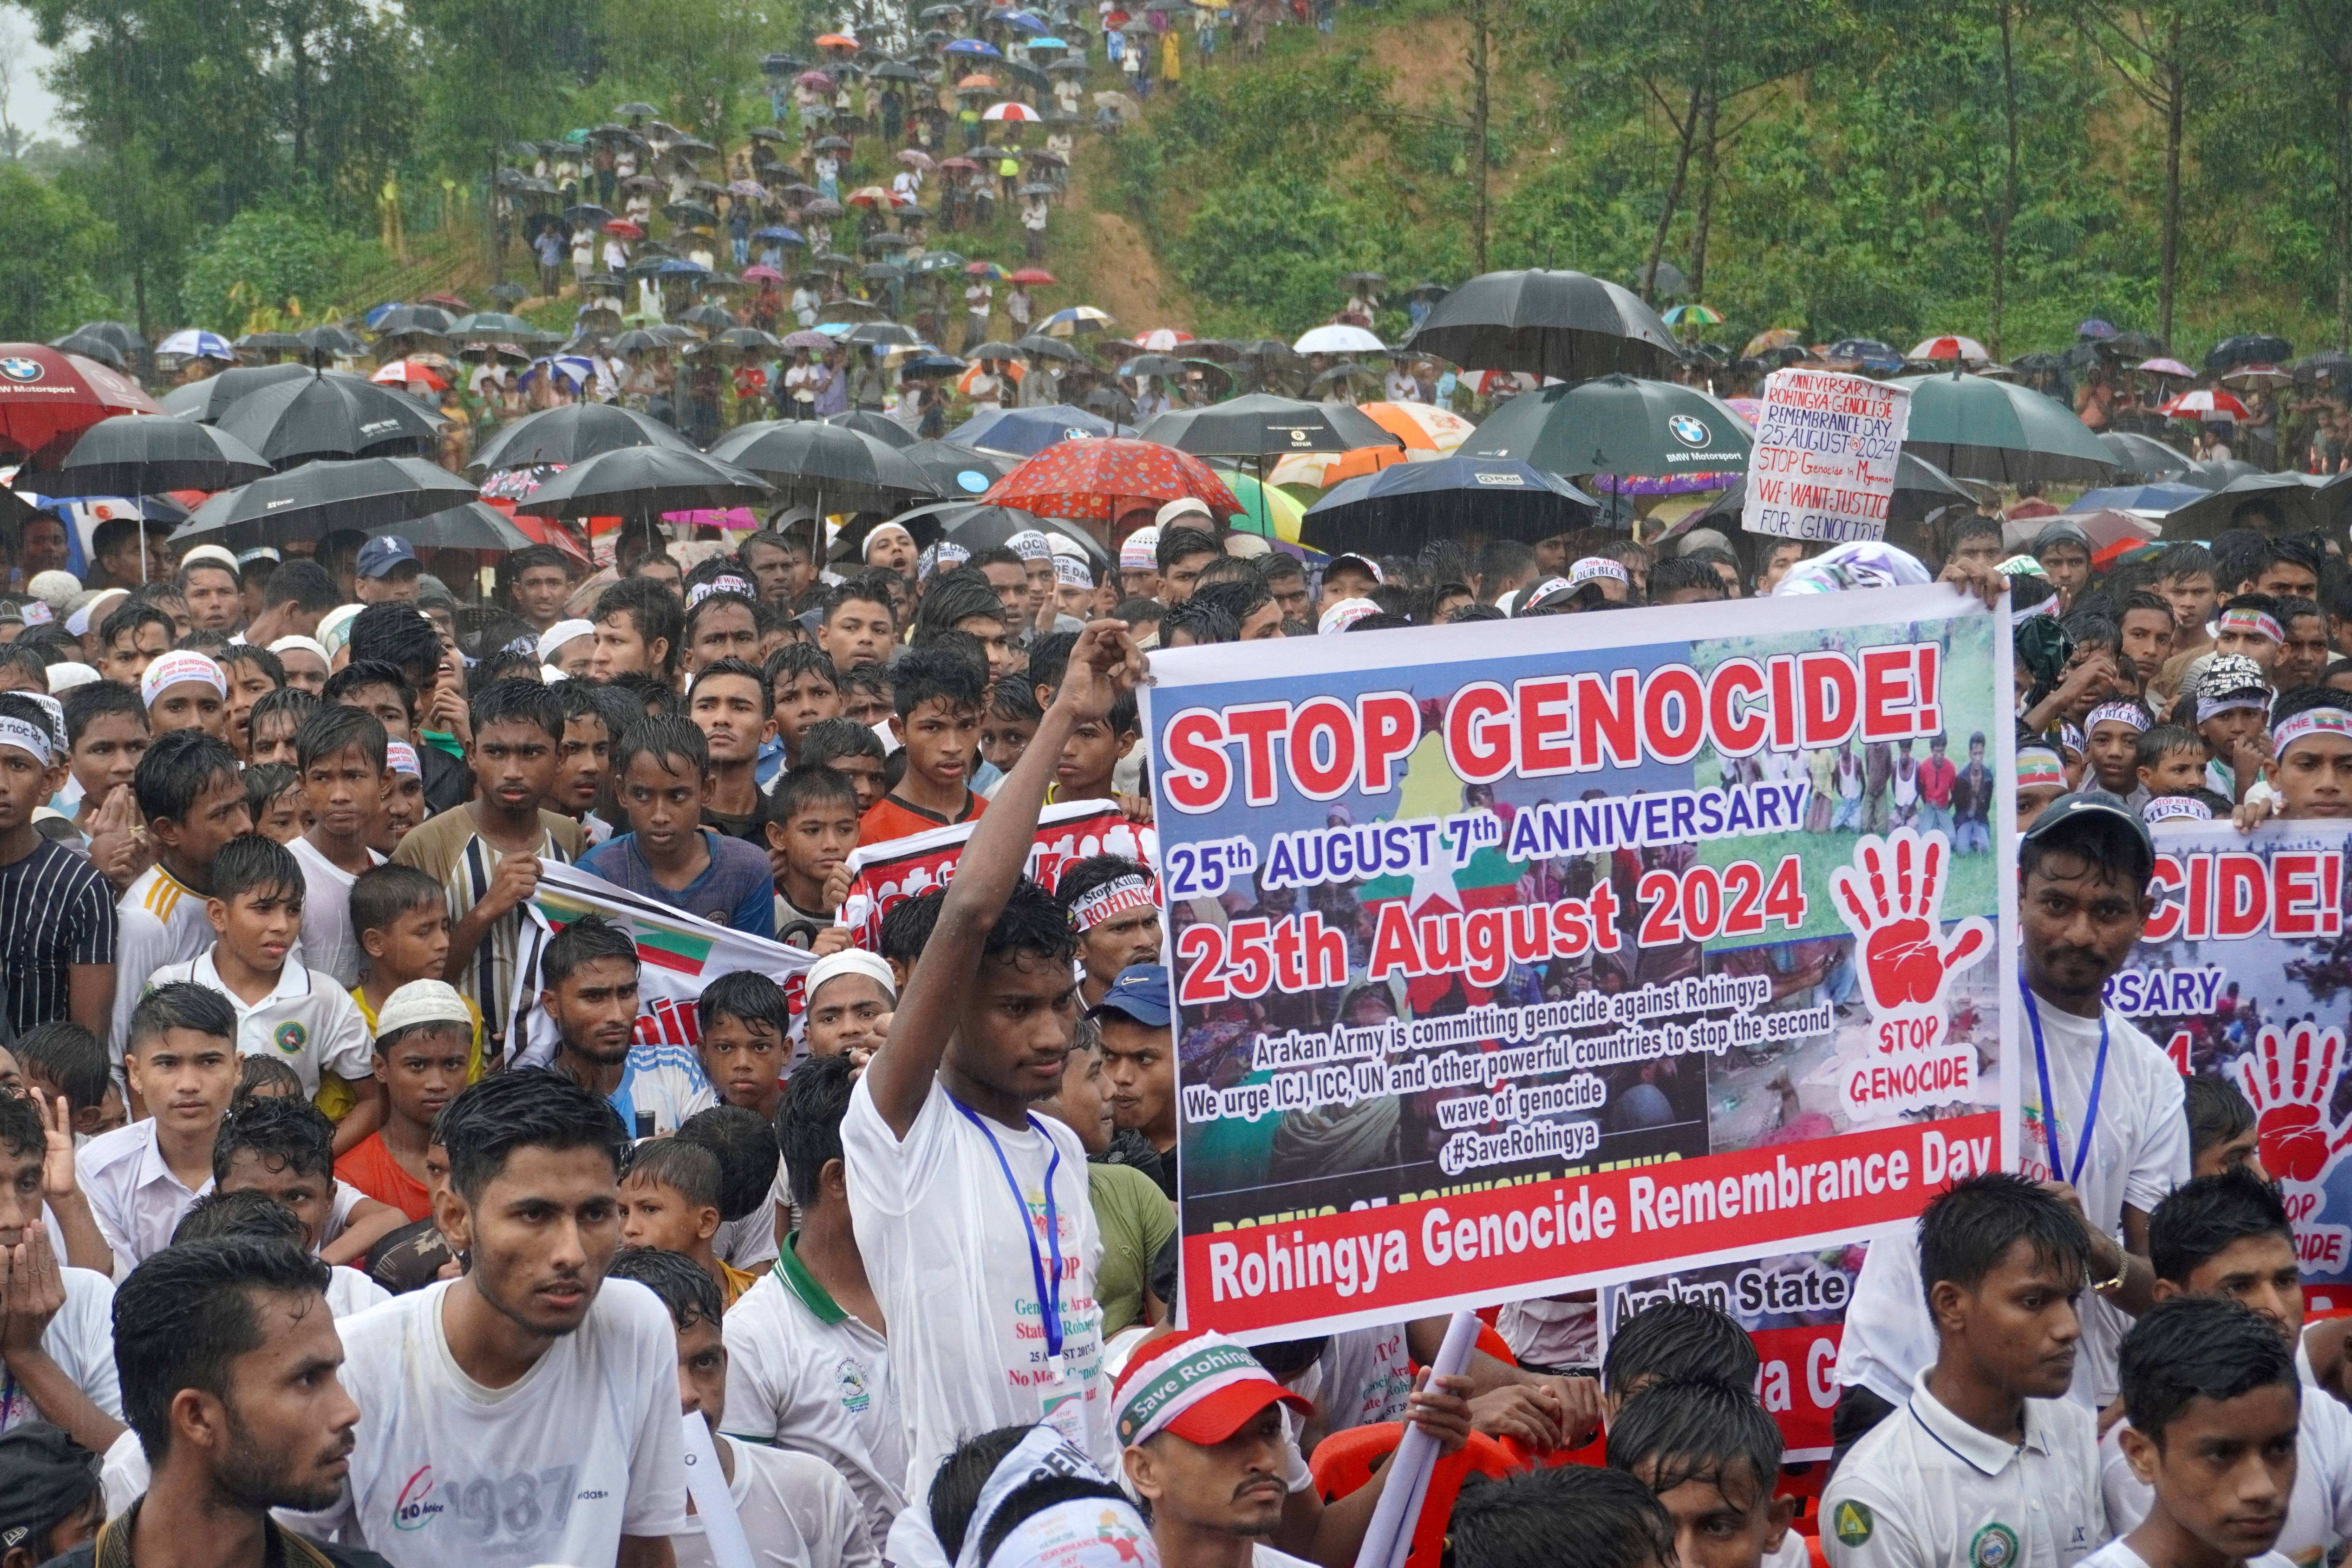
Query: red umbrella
1010 268 1057 286
478 497 590 564
2159 388 2250 419
982 438 1244 523
602 218 644 238
0 345 163 460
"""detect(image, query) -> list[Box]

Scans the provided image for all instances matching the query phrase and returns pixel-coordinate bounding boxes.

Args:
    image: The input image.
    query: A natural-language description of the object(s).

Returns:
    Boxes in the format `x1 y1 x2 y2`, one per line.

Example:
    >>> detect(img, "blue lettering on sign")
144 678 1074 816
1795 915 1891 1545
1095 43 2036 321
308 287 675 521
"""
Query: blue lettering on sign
2102 965 2228 1017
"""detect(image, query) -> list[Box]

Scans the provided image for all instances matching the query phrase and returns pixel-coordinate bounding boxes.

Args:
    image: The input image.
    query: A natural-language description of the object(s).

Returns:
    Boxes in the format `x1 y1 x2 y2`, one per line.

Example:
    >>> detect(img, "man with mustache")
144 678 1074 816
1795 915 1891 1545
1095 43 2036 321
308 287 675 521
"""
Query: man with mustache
1836 795 2188 1446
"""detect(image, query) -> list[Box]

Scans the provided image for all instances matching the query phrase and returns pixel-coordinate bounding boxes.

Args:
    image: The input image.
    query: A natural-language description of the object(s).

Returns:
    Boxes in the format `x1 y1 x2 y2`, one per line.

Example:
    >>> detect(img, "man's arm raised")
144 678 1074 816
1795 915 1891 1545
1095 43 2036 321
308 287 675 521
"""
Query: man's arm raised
866 620 1145 1137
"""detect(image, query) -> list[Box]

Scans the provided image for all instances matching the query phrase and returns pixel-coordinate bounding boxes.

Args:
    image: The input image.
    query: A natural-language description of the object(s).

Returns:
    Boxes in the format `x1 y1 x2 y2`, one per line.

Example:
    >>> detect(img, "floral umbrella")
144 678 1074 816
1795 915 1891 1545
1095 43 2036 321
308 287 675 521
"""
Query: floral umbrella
980 438 1243 523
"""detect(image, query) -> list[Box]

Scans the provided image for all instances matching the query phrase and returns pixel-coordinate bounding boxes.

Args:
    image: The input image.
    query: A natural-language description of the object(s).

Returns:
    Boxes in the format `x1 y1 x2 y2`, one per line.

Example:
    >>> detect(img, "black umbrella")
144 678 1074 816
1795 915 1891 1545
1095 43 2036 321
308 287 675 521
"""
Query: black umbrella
616 100 660 117
510 446 776 521
2296 351 2352 385
923 503 1109 567
235 331 305 354
394 501 544 551
898 438 1013 497
608 329 671 353
708 419 939 512
823 409 922 449
170 457 480 547
2206 333 2294 374
1401 268 1681 382
2155 472 2340 540
967 340 1024 360
1302 456 1595 555
486 281 531 304
44 415 272 494
157 363 316 421
297 324 368 359
371 305 455 339
2097 431 2194 479
715 327 781 351
213 370 447 467
1082 385 1136 422
1120 353 1186 379
679 303 737 330
901 351 968 378
469 403 699 474
1014 333 1085 364
1137 392 1403 458
846 321 921 346
60 320 145 356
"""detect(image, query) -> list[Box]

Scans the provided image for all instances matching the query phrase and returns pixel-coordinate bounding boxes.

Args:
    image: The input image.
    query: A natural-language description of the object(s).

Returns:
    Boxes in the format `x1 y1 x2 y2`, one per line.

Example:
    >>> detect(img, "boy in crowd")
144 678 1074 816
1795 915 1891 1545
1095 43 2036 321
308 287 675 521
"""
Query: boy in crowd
2274 598 2331 690
243 766 304 843
60 680 150 866
78 982 240 1270
349 864 484 1072
725 1053 905 1555
505 544 576 633
392 679 583 1063
2082 701 2152 798
915 574 1018 683
140 652 228 741
2189 657 2274 804
242 686 315 771
1825 1173 2105 1568
335 978 475 1222
686 658 772 844
695 970 789 1124
802 718 889 813
817 581 898 674
549 681 618 843
97 601 172 687
606 1246 876 1568
1607 1378 1796 1568
0 692 117 1042
534 914 706 1137
682 586 762 675
1604 1298 1760 1405
288 706 389 987
1094 966 1177 1201
802 949 895 1064
1058 855 1162 1010
208 1095 396 1316
149 832 378 1151
0 1087 123 1452
979 679 1042 789
861 646 986 845
13 1020 124 1139
2091 1296 2300 1568
590 575 684 685
581 716 774 937
110 732 252 1067
1049 689 1140 810
2101 1170 2350 1564
2136 724 2208 806
325 1071 687 1568
767 764 860 947
2212 596 2286 676
838 664 895 729
216 645 282 760
2246 686 2352 822
323 661 416 742
1450 1468 1681 1568
1036 1014 1175 1337
2157 544 2221 665
1156 526 1222 606
373 739 425 854
2115 593 2178 693
759 643 844 784
616 1137 756 1308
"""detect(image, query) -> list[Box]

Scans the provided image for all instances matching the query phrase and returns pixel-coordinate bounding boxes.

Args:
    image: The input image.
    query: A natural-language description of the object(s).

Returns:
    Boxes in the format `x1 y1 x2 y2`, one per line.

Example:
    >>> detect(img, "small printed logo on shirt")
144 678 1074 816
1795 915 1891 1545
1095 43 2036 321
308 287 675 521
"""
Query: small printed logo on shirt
1971 1523 2019 1568
274 1020 309 1056
836 1357 872 1413
1831 1501 1875 1547
394 1466 443 1530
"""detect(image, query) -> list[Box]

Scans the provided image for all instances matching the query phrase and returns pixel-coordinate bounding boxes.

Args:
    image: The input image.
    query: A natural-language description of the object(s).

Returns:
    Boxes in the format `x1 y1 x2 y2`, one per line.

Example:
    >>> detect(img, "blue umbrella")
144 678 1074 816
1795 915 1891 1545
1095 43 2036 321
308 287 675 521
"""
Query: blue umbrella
948 402 1120 454
156 329 235 361
945 37 1002 54
1302 456 1597 554
2066 482 2206 514
1030 35 1068 47
657 257 711 275
751 226 805 243
362 303 405 329
1000 9 1050 31
2077 319 2118 340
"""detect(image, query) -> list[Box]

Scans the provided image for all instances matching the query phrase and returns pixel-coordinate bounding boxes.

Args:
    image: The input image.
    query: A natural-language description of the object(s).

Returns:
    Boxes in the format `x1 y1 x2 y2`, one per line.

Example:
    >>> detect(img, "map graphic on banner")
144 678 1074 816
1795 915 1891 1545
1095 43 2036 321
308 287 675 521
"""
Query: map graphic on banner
2116 819 2352 1293
1739 369 1913 544
1142 583 2018 1341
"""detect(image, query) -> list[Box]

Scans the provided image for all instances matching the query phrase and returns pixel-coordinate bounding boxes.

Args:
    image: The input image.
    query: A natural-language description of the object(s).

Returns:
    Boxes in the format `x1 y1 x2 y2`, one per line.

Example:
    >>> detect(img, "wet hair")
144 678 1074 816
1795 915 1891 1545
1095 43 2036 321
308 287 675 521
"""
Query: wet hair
2149 1167 2293 1285
764 641 839 699
837 662 892 712
2016 798 2155 890
822 577 896 626
218 643 284 691
2184 1073 2258 1161
771 762 859 823
99 600 175 653
2136 723 2204 770
988 677 1043 724
437 1068 628 1204
1918 1171 2092 1308
1027 631 1078 698
684 590 759 649
470 676 564 743
1602 1300 1760 1394
241 763 301 820
698 968 790 1041
126 981 235 1058
614 713 709 784
2119 1294 2297 1446
892 644 986 721
1606 1376 1783 1503
1160 597 1239 645
172 1187 305 1247
1648 555 1728 601
133 728 239 825
209 832 303 907
918 573 1008 636
349 862 444 940
472 650 541 688
1191 576 1273 628
261 558 340 613
593 576 686 677
777 1052 856 1209
675 1104 781 1224
1449 1464 1679 1568
294 703 388 776
347 603 444 690
210 1094 337 1186
1057 854 1151 921
929 1425 1041 1560
114 1237 333 1461
2272 683 2347 727
879 886 947 967
323 660 415 716
540 911 639 989
0 1089 42 1163
984 877 1078 968
234 1055 305 1103
1112 597 1164 631
802 716 888 770
620 1135 724 1211
245 685 320 745
9 1021 108 1112
1156 525 1221 576
606 1244 724 1331
609 671 681 718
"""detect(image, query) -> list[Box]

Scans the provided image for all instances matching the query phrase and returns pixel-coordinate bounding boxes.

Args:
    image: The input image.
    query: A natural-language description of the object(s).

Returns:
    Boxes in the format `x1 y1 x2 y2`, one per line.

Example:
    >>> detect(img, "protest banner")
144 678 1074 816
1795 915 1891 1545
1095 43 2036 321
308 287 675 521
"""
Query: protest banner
1141 583 2017 1341
834 798 1156 948
1740 369 1913 544
2114 819 2352 1292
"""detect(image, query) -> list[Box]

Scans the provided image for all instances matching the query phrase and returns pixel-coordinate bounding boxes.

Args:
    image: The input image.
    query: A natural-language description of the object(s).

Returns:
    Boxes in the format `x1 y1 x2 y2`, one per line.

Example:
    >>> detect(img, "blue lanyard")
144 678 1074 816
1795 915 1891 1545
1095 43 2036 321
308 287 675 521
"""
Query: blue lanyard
2020 979 2109 1188
950 1097 1066 1367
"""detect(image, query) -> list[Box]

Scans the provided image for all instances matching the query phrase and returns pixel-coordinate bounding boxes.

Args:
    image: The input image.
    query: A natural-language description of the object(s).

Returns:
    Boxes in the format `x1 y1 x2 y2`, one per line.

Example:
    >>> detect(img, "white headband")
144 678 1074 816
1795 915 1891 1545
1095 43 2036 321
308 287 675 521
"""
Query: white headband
2274 707 2352 757
2084 701 2149 734
385 739 423 777
2195 694 2268 725
1008 529 1053 564
0 714 52 766
1070 875 1152 931
2143 795 2213 823
1318 597 1380 635
1052 554 1092 588
1119 526 1160 572
1568 556 1628 587
537 619 596 664
863 523 915 559
686 575 755 608
268 635 330 665
805 946 896 1004
139 650 226 708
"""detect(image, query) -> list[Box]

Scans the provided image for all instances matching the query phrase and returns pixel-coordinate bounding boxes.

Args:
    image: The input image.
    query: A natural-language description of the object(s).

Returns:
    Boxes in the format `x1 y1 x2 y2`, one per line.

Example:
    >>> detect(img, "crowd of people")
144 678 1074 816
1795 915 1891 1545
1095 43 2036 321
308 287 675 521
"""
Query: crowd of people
0 451 2348 1568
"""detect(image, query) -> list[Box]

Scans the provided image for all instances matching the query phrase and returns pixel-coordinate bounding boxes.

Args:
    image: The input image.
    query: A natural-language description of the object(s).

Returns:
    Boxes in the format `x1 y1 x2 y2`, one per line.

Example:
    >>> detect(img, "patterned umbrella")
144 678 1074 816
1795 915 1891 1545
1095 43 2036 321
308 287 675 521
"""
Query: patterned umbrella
982 438 1243 522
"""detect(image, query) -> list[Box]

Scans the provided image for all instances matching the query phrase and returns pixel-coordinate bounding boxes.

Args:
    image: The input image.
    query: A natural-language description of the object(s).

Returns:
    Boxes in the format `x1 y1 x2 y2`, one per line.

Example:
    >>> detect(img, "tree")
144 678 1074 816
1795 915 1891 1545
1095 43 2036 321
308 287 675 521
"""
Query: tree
0 163 116 339
2282 0 2352 347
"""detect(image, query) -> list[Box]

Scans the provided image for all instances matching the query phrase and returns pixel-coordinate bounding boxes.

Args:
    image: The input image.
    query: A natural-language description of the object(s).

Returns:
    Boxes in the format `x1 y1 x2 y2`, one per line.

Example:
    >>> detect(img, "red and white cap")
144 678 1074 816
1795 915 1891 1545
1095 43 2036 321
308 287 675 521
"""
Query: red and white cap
1111 1329 1311 1449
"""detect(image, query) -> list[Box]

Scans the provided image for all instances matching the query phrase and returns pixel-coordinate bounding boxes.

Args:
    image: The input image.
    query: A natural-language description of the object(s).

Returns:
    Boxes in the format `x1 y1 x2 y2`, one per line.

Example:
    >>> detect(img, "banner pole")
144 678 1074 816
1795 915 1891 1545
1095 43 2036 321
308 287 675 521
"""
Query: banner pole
1351 1308 1480 1568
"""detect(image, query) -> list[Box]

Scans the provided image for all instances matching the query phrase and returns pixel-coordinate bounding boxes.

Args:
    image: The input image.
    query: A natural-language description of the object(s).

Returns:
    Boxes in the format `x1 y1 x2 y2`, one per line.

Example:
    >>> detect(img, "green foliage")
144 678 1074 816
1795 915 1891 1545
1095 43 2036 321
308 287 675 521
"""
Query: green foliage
0 163 116 340
179 206 384 333
1179 177 1388 333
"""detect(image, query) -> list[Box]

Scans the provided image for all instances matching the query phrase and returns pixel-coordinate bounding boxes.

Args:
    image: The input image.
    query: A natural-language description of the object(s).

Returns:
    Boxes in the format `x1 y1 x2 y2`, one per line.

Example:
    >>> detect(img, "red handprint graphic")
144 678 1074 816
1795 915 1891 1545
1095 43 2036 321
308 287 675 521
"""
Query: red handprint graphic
1830 827 1994 1019
2233 1021 2352 1184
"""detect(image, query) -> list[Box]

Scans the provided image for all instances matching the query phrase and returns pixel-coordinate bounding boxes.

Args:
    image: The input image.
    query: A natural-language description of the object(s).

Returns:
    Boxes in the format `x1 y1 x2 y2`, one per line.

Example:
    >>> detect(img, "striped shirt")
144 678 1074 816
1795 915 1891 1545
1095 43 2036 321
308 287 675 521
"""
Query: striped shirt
391 806 583 1053
107 864 216 1066
0 838 116 1037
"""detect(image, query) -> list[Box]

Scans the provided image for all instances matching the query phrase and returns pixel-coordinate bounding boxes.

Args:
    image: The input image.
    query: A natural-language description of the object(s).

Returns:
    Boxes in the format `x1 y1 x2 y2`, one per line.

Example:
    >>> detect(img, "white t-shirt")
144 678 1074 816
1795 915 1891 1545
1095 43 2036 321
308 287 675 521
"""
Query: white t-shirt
0 1266 118 1435
1839 996 2188 1408
150 949 376 1098
328 1276 688 1568
676 1435 879 1568
722 1244 906 1555
2073 1542 2292 1568
109 864 219 1066
1317 1326 1415 1433
2102 1375 2352 1565
843 1073 1114 1495
289 835 386 988
327 1264 392 1319
712 1171 784 1271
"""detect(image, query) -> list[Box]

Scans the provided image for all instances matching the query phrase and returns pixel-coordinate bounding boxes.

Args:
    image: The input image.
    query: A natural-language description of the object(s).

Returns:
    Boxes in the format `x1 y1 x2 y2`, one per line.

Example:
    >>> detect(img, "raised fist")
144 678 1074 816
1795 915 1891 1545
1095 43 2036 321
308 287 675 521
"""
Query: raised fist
1830 827 1993 1018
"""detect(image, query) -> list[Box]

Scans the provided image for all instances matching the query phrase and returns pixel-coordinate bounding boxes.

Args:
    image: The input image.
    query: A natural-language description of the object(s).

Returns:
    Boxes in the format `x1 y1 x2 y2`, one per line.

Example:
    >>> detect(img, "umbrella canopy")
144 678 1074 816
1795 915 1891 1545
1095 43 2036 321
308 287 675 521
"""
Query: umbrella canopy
898 438 1013 497
2000 506 2158 556
2096 431 2194 479
1908 334 1990 362
983 101 1039 121
844 322 922 347
2132 357 2195 379
157 362 316 421
1137 392 1403 458
370 305 455 339
2206 334 2294 374
1400 269 1681 383
901 502 1109 566
510 446 776 521
1893 372 2119 483
292 324 366 362
949 402 1121 454
2156 472 2343 540
171 457 480 547
2159 388 2250 419
2294 350 2352 385
2219 363 2293 389
0 345 163 459
392 501 544 552
1293 323 1385 357
1011 268 1057 285
1013 334 1086 364
214 370 447 467
822 409 922 448
2066 481 2208 515
469 402 699 473
1301 455 1596 555
48 330 129 369
1465 375 1752 477
157 329 235 361
43 415 271 494
1041 305 1117 336
1661 303 1724 327
982 438 1241 523
1359 400 1478 452
450 311 536 341
707 420 937 512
